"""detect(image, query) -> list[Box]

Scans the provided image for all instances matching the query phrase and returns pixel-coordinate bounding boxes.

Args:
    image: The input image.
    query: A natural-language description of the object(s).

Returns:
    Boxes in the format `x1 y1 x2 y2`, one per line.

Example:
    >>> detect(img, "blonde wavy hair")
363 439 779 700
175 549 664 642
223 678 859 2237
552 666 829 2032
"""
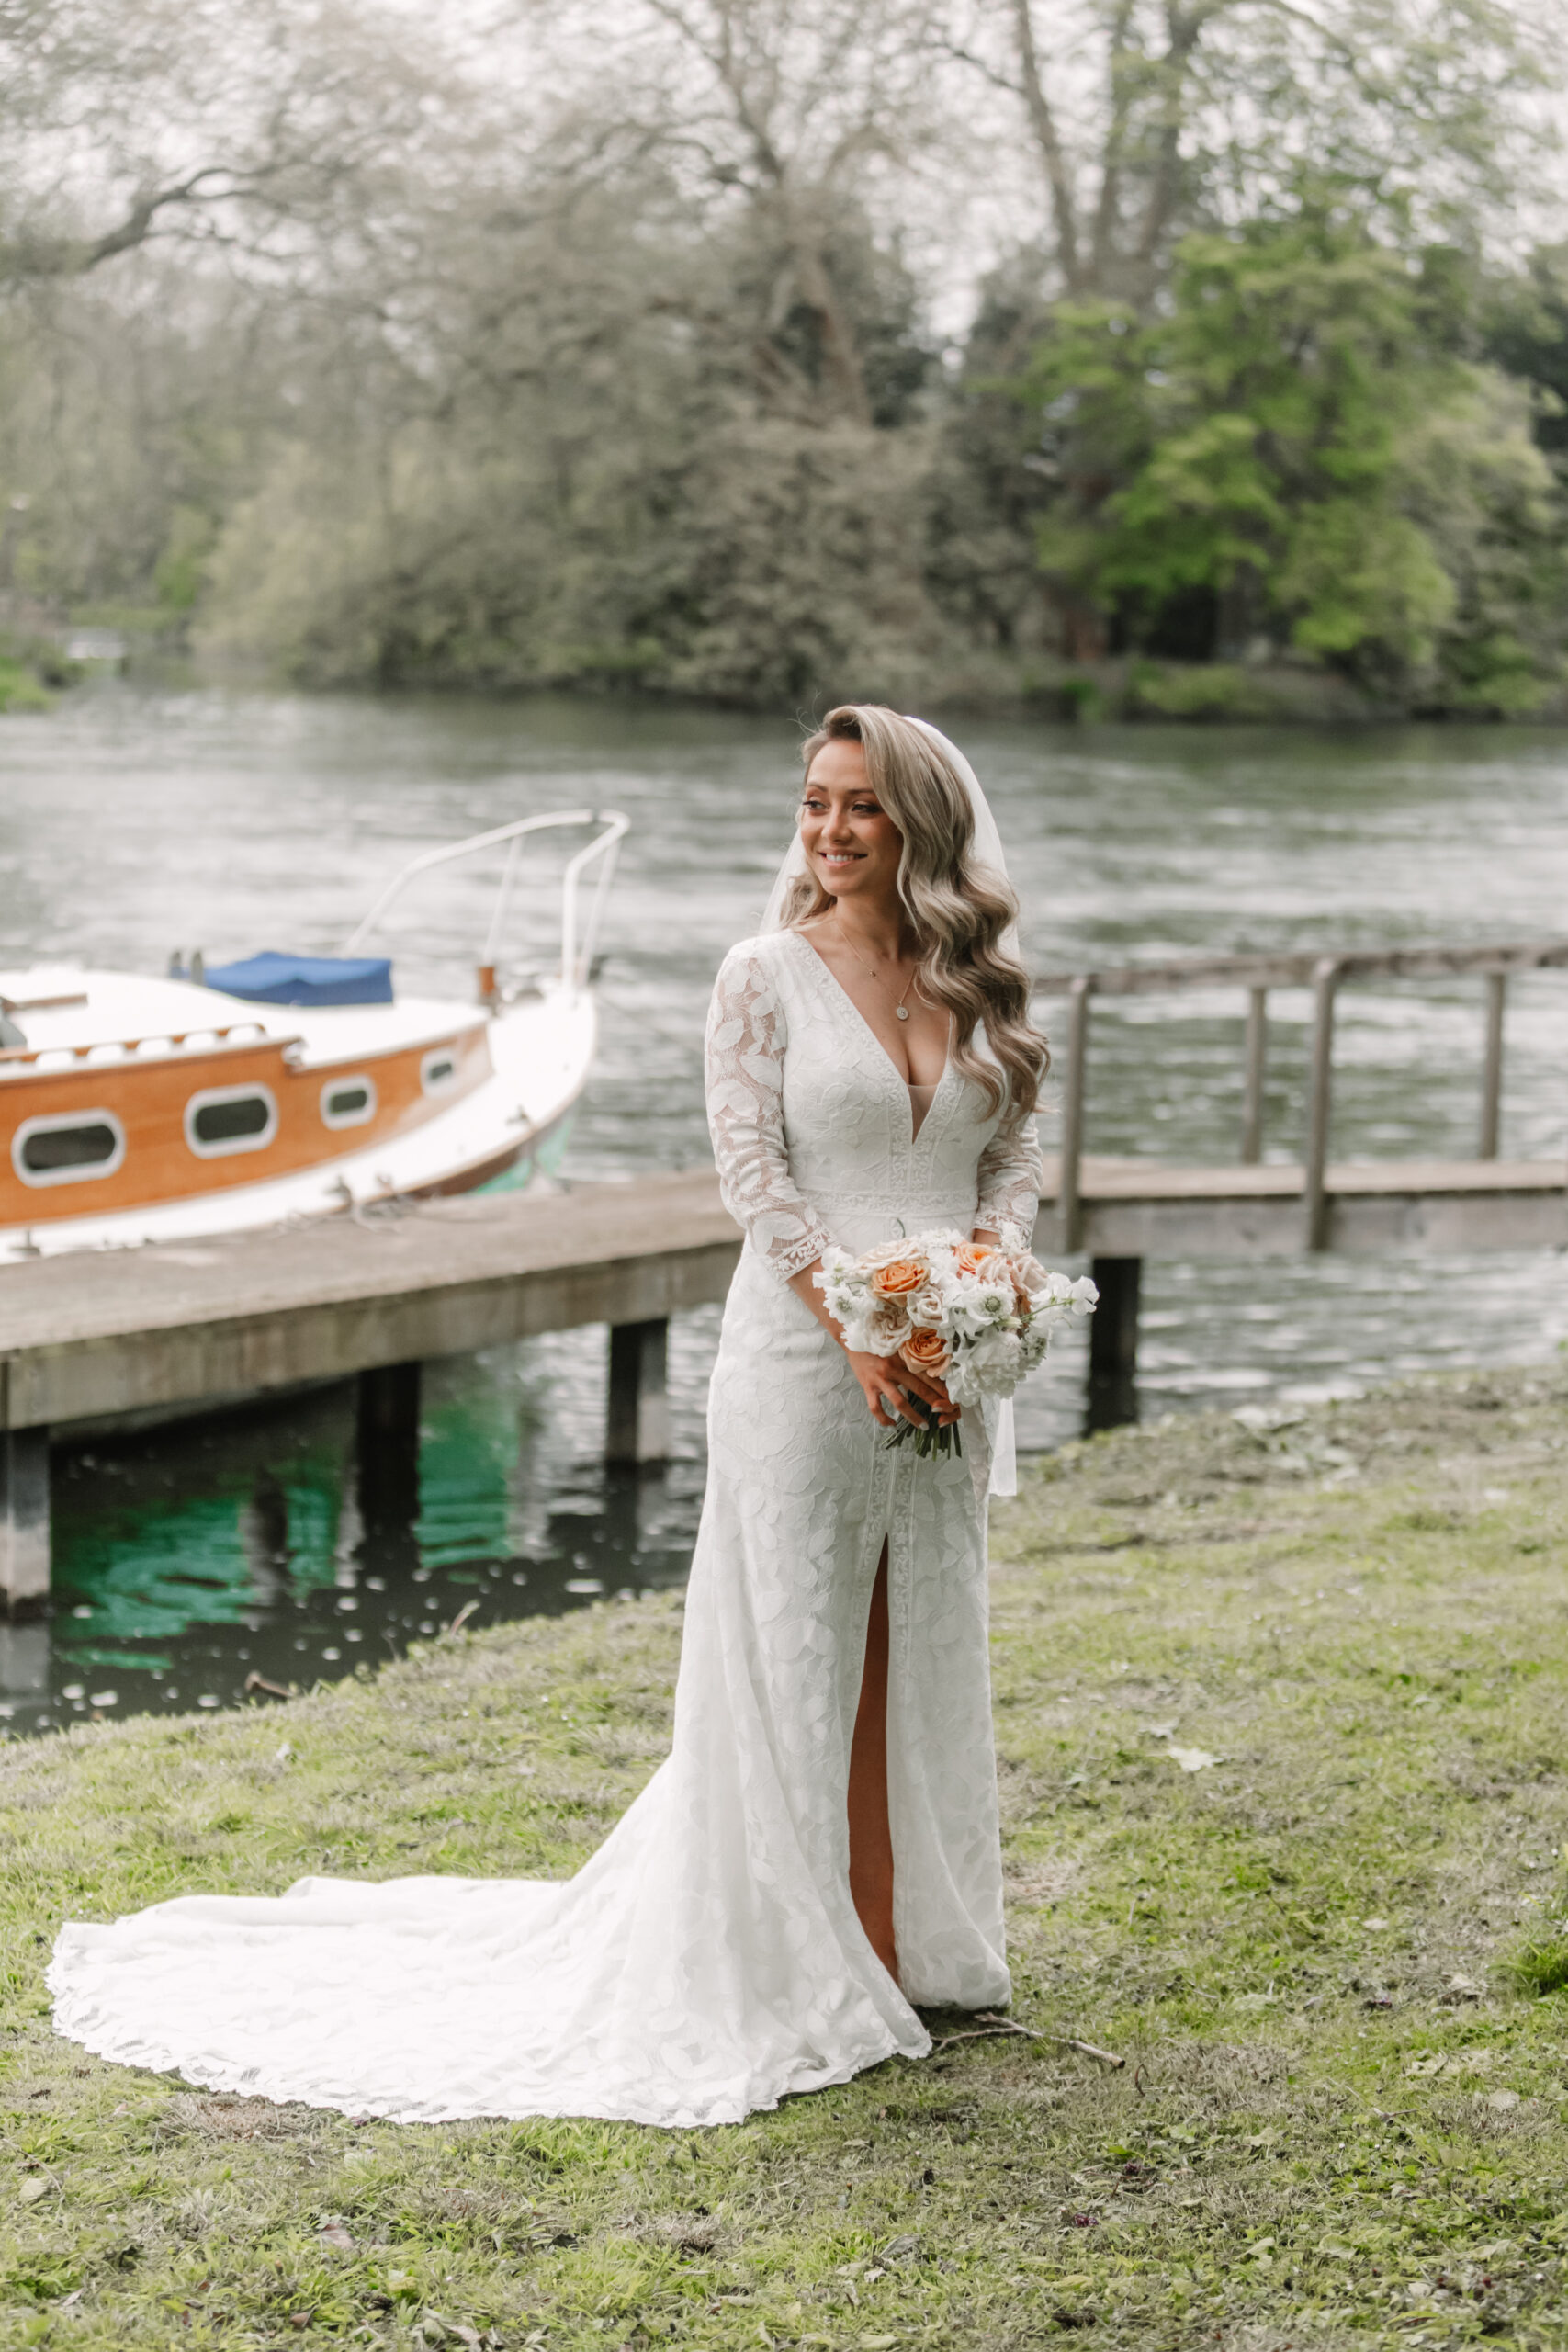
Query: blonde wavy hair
784 704 1047 1128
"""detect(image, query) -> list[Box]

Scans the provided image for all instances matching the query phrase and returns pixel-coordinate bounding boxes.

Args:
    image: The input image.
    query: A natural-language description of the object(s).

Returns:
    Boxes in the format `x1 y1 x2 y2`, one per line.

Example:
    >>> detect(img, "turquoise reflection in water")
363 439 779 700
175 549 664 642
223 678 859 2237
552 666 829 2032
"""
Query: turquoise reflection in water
414 1379 539 1568
26 1339 705 1737
54 1441 347 1666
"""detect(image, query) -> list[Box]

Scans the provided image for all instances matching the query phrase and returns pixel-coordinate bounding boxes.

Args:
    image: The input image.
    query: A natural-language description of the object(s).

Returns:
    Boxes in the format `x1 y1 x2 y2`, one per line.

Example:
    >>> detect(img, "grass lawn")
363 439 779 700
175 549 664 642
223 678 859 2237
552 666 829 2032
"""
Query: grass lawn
5 1366 1568 2348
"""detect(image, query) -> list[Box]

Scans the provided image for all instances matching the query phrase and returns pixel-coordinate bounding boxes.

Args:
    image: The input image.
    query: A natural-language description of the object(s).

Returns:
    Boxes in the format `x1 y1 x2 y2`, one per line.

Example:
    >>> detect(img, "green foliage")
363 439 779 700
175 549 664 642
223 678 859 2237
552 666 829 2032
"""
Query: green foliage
1019 203 1565 706
0 654 51 710
197 183 949 708
1124 661 1278 719
0 8 1564 717
1502 1934 1568 1997
152 504 216 616
1484 244 1568 463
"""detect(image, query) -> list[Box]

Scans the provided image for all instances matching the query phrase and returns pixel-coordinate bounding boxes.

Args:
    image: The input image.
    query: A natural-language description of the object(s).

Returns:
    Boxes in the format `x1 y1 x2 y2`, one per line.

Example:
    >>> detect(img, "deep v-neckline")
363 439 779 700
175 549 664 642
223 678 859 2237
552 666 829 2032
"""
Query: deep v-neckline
785 929 953 1142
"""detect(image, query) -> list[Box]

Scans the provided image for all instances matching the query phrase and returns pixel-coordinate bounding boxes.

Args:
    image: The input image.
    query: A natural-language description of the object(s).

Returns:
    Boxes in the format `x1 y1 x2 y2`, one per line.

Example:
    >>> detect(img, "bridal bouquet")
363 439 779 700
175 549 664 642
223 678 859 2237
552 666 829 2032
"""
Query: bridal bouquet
816 1227 1098 1461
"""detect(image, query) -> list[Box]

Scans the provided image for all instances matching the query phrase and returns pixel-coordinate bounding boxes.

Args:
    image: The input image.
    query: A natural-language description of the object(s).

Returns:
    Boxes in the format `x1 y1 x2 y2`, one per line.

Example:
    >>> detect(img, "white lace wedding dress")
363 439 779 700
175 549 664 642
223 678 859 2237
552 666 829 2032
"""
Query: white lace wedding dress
48 926 1042 2128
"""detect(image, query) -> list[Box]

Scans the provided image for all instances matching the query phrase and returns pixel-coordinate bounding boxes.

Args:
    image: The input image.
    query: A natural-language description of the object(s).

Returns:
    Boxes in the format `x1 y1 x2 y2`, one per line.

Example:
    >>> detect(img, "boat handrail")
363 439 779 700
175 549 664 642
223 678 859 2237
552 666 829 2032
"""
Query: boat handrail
559 818 627 989
0 1020 273 1070
341 810 629 990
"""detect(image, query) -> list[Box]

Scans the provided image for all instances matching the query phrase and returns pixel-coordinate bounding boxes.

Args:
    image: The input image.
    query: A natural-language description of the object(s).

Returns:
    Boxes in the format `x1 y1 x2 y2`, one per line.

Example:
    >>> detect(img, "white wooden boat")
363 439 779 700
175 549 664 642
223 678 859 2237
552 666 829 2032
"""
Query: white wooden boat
0 810 626 1260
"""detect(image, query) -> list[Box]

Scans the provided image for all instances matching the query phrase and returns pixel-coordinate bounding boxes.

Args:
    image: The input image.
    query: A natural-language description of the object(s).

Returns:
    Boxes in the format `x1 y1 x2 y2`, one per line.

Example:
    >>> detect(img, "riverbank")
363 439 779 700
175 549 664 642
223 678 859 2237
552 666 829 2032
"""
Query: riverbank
5 1365 1568 2346
17 641 1568 727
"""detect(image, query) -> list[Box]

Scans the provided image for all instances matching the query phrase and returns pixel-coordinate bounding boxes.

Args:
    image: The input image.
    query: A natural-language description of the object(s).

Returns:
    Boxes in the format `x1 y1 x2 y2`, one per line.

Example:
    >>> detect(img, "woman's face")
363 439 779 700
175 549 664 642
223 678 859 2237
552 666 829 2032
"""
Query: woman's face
799 738 903 908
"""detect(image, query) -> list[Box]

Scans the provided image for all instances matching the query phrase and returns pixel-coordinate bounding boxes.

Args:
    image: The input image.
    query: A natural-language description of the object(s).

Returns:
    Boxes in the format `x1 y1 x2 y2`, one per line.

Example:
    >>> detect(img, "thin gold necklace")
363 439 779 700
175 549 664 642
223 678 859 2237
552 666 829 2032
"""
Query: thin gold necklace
836 920 917 1021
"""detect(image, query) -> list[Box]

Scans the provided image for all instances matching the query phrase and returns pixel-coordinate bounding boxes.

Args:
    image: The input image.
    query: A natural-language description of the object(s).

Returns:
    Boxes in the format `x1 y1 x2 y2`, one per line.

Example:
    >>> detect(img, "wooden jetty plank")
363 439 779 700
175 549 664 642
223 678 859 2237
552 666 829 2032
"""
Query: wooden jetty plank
1038 1154 1568 1202
0 1171 741 1430
1034 937 1568 997
1032 1155 1567 1260
5 1153 1562 1438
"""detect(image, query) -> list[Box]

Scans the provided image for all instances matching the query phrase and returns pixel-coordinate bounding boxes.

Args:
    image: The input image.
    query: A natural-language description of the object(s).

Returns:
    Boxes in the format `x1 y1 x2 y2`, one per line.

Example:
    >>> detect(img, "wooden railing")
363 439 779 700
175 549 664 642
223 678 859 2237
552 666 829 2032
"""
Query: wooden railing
0 1020 270 1071
1033 938 1568 1253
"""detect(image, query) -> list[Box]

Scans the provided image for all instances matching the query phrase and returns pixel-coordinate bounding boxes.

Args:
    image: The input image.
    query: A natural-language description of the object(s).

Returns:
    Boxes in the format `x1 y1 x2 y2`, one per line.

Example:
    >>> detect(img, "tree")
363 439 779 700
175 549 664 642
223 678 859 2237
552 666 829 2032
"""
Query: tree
505 0 946 424
1484 245 1568 468
941 0 1558 307
0 0 457 285
1015 199 1562 701
197 165 950 707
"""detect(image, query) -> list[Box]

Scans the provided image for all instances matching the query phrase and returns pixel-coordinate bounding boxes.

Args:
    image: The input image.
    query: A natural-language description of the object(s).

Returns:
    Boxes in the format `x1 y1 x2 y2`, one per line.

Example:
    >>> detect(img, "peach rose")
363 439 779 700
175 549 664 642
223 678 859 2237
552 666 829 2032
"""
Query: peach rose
953 1241 990 1275
899 1327 952 1378
871 1258 927 1299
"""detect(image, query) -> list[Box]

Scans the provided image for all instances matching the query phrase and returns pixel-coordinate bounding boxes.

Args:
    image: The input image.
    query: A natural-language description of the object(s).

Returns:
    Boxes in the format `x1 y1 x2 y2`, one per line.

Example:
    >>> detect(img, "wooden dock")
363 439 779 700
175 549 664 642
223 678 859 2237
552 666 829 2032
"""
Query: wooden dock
1033 1150 1568 1260
0 1171 740 1432
4 929 1566 1610
1033 933 1568 1400
0 1172 742 1609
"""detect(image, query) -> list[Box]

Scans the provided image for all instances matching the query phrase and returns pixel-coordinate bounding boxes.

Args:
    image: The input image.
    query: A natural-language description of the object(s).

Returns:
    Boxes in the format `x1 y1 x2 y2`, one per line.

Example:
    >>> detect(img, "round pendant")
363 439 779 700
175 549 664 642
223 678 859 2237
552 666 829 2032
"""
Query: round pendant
896 1004 909 1020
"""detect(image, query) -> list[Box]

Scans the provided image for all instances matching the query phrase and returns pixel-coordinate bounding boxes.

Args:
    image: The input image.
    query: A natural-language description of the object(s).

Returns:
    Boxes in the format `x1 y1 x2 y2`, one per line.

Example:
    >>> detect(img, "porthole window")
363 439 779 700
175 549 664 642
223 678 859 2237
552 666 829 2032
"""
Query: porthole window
320 1074 377 1130
184 1083 278 1159
12 1109 126 1187
421 1046 459 1095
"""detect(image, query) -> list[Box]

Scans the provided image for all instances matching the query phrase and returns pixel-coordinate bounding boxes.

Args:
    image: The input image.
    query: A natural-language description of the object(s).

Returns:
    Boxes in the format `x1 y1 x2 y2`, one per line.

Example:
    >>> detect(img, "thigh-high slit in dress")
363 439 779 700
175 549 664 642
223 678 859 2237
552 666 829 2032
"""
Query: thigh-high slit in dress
46 927 1043 2128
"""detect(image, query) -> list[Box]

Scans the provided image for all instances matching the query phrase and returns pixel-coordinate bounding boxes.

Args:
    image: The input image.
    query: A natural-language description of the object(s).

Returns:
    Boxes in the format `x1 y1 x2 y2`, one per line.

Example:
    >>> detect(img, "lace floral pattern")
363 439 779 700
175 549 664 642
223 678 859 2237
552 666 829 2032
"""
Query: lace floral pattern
976 1124 1045 1238
705 947 832 1282
49 926 1041 2130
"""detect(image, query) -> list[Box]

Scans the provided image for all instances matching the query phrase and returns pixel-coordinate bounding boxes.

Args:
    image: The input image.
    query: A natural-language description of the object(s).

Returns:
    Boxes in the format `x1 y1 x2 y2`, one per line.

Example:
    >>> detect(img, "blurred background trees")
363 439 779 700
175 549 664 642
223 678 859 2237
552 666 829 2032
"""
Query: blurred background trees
1 0 1566 713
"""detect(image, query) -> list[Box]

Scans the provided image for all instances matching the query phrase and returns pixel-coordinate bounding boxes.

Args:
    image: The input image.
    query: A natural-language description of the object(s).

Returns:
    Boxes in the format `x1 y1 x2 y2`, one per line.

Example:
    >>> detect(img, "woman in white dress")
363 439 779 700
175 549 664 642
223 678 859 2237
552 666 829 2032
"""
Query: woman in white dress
48 705 1046 2130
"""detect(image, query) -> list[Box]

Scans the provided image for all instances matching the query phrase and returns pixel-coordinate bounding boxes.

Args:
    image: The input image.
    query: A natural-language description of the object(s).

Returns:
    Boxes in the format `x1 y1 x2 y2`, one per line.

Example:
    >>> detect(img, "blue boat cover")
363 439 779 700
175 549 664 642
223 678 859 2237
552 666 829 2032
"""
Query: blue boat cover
205 952 394 1007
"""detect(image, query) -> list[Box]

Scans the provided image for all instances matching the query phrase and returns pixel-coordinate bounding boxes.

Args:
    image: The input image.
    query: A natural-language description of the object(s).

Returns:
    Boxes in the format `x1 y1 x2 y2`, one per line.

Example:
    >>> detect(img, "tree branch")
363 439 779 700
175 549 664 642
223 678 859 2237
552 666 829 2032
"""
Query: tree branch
1089 0 1138 286
1010 0 1083 290
1132 0 1213 279
0 168 241 281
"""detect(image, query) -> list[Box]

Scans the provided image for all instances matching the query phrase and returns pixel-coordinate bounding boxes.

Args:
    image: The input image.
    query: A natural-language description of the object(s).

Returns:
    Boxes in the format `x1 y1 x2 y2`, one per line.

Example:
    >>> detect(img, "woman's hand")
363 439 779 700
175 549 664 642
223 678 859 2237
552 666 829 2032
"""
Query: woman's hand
844 1349 959 1431
787 1255 960 1430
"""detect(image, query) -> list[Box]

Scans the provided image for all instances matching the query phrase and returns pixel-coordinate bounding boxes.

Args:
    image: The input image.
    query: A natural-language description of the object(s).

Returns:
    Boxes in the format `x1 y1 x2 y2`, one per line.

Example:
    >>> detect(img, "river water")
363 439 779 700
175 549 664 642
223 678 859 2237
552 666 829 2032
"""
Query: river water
4 683 1567 1732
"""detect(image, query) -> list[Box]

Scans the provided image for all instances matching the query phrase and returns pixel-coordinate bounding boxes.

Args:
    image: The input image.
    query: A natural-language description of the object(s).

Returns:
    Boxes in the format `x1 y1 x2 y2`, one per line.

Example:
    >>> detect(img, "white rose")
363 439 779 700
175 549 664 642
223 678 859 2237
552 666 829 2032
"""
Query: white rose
956 1328 1025 1396
904 1283 948 1329
862 1299 915 1356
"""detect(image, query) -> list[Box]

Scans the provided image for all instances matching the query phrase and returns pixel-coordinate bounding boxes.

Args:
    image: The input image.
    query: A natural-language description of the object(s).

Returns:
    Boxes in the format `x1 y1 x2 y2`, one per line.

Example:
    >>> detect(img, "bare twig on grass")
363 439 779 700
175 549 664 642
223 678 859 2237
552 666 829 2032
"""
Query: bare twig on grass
243 1672 292 1701
930 2011 1124 2068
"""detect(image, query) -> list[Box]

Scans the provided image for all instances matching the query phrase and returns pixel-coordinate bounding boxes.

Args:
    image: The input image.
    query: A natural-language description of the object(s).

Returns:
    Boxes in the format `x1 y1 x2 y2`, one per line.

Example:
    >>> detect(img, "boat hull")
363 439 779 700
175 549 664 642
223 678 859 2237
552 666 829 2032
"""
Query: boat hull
0 979 595 1259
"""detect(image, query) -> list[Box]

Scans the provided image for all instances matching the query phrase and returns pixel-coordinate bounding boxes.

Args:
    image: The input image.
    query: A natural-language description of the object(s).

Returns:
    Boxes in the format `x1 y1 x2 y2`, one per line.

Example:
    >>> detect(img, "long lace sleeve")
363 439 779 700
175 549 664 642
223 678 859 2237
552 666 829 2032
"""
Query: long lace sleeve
705 947 832 1283
975 1111 1043 1241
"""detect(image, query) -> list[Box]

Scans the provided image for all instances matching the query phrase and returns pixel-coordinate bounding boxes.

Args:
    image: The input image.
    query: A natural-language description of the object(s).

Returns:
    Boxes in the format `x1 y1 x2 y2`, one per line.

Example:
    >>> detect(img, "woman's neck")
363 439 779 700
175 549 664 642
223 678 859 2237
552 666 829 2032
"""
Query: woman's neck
829 895 913 967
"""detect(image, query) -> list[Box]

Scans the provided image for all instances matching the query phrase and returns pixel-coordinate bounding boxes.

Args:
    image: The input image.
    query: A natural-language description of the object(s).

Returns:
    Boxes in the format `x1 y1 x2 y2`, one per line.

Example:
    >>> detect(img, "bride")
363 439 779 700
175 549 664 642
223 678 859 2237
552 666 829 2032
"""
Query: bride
49 705 1047 2130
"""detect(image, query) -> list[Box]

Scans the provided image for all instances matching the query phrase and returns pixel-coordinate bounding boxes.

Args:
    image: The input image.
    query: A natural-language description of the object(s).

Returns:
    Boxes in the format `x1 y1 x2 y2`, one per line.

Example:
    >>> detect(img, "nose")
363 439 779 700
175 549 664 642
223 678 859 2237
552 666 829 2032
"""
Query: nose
822 800 855 841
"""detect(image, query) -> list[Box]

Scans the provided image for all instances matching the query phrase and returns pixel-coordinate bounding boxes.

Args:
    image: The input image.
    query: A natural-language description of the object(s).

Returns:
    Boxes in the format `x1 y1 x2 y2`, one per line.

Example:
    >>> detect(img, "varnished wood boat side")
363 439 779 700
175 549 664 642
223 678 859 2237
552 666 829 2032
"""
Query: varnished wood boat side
0 1022 491 1224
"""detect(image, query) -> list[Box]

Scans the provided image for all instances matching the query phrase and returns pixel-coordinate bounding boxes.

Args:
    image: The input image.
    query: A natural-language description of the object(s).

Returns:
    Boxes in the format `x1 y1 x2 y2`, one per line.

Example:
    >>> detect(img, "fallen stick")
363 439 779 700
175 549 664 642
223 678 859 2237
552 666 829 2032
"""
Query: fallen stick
243 1672 293 1701
930 2012 1124 2069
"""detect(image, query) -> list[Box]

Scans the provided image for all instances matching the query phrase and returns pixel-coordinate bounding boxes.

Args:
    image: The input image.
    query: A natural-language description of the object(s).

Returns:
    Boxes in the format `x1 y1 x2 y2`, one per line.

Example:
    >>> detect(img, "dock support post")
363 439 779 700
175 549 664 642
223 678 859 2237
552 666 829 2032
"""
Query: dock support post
607 1319 669 1468
1058 976 1093 1252
1303 958 1341 1252
1480 970 1506 1159
355 1362 422 1532
0 1428 50 1616
1241 987 1268 1164
1089 1258 1141 1379
1085 1259 1141 1434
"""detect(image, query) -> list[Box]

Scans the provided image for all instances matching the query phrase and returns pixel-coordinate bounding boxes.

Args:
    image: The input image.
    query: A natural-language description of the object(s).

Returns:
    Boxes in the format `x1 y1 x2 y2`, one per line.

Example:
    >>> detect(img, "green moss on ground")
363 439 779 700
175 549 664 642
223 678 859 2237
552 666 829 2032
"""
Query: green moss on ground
6 1367 1568 2346
0 658 53 713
